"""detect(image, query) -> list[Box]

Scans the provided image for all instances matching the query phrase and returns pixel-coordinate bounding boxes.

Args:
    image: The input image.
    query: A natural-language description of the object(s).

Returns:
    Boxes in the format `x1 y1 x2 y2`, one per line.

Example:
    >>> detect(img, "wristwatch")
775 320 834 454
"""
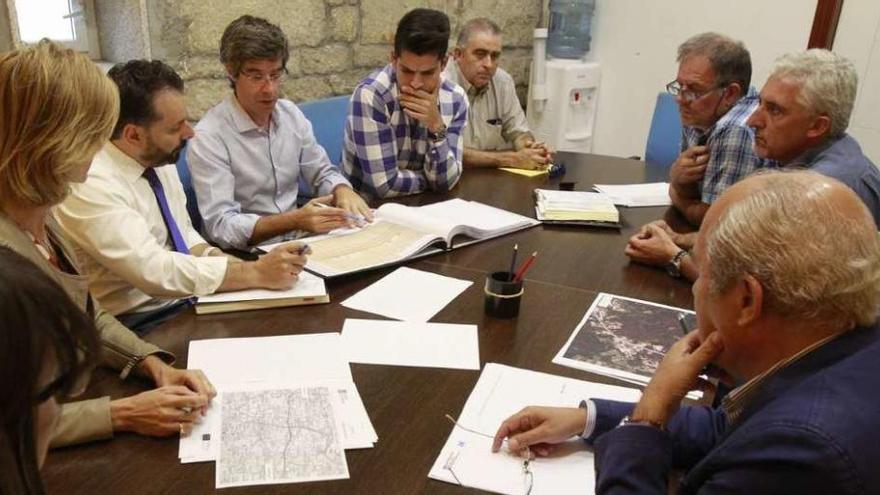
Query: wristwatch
618 415 666 431
427 123 447 142
665 249 689 278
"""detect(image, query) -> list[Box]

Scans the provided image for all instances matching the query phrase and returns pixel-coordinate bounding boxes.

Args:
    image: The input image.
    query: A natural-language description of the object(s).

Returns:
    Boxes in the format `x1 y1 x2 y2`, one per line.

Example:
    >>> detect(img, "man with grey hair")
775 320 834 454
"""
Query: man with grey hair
494 170 880 494
443 17 553 169
188 15 371 250
626 32 775 280
748 49 880 228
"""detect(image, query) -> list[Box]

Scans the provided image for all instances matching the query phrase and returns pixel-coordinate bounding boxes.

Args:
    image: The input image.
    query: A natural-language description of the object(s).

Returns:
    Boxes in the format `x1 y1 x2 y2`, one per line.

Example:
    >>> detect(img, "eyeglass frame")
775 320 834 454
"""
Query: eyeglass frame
237 67 289 85
665 79 727 103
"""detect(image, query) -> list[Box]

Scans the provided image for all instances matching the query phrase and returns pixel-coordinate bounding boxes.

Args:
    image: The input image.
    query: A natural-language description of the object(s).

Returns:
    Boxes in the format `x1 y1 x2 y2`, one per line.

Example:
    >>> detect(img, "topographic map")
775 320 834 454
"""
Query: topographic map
216 386 349 488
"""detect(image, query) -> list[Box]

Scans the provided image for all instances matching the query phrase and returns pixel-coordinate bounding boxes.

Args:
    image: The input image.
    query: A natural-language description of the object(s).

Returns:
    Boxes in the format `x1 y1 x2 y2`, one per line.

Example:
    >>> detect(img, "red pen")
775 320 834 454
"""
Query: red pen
513 251 537 282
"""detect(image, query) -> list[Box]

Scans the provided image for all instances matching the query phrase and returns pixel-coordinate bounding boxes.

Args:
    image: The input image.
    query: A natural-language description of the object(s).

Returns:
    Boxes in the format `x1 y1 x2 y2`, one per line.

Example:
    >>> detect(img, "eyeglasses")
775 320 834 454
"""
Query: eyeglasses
239 69 288 85
666 80 723 102
443 414 534 495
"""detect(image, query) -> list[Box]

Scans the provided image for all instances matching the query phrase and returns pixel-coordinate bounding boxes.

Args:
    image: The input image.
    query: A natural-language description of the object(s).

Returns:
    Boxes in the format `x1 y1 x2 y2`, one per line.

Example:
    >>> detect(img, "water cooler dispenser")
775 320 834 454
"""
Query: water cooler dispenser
527 0 600 154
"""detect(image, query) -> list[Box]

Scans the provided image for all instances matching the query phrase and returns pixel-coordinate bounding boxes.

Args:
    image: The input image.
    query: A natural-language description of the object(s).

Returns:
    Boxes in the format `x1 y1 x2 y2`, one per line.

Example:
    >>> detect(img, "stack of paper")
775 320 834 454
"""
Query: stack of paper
534 189 620 227
195 270 329 314
179 334 377 487
341 319 480 370
428 363 641 494
553 293 697 387
592 182 671 207
341 267 473 321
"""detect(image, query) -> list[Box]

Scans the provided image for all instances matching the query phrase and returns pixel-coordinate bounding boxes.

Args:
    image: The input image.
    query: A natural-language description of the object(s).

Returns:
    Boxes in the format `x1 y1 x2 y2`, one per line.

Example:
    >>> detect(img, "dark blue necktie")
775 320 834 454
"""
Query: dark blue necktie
143 168 190 255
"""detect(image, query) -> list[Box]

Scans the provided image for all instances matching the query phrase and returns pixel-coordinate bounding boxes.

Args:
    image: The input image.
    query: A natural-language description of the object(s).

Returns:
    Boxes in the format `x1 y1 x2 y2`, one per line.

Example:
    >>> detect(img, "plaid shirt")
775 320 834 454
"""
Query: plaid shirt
681 86 778 204
342 64 468 198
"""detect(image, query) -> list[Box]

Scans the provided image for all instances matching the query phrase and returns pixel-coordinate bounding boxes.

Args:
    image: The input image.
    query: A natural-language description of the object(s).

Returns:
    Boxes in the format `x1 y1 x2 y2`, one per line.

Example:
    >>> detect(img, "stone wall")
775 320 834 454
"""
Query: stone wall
143 0 545 119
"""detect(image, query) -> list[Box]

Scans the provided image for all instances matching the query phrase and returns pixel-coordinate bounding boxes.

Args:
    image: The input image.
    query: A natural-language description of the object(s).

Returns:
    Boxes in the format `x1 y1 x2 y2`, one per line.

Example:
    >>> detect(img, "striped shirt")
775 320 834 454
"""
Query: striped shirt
342 64 468 198
681 86 778 204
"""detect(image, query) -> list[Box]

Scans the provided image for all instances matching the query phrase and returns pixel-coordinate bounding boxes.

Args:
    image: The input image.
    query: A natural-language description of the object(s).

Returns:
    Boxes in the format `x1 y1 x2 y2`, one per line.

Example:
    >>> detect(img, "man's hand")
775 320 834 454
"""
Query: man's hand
400 85 444 133
631 331 724 427
670 145 709 187
293 195 351 233
625 223 682 266
645 219 696 249
492 406 587 457
254 241 308 289
332 185 373 223
110 386 209 436
508 147 551 170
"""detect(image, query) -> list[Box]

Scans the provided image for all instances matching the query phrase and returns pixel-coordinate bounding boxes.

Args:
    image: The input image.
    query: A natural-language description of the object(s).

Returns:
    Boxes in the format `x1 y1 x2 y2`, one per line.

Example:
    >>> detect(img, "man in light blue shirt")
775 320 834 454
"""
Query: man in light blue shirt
188 15 371 250
748 49 880 229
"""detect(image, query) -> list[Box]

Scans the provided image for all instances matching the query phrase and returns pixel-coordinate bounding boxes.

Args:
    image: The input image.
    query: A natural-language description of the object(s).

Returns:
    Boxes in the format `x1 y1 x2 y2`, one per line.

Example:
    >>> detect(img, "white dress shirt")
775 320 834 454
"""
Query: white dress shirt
55 142 228 316
188 95 351 249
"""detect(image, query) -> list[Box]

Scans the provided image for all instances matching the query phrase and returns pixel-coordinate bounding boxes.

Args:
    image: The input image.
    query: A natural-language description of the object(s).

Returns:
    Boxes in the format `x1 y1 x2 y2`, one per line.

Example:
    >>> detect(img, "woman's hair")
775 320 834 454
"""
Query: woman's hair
0 247 101 494
0 40 119 207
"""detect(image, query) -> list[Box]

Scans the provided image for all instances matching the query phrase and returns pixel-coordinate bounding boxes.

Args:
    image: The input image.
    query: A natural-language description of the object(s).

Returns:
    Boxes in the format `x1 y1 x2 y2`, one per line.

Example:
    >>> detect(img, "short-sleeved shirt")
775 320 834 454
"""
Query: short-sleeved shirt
790 133 880 229
681 86 778 204
342 64 468 199
188 95 351 249
443 60 530 151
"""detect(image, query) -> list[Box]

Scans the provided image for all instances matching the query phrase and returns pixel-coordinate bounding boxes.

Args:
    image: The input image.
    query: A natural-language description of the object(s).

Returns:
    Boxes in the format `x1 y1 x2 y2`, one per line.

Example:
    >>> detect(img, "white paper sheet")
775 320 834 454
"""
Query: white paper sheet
196 270 326 304
179 333 376 464
341 319 480 370
215 384 349 488
428 363 642 495
341 267 473 321
593 182 671 207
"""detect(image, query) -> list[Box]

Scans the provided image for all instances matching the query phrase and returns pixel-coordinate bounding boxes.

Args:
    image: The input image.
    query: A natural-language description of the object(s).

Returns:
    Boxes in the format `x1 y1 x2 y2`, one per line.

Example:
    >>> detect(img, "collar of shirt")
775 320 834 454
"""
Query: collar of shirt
722 332 841 425
226 94 278 134
105 141 152 184
787 135 841 168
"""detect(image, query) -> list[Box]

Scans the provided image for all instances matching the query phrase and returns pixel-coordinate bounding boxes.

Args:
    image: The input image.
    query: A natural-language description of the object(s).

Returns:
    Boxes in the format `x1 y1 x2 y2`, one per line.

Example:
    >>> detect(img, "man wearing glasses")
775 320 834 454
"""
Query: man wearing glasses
188 15 371 251
625 32 774 281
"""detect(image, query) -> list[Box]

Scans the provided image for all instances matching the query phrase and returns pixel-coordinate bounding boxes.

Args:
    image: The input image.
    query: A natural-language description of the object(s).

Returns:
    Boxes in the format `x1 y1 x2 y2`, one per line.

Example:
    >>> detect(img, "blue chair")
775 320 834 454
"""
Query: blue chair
175 141 203 233
298 95 351 169
643 92 682 170
297 95 351 200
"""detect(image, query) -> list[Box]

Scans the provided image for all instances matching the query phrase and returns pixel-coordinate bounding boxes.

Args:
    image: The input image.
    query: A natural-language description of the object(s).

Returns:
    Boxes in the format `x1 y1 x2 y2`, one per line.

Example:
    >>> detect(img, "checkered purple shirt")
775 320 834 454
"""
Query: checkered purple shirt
342 64 468 198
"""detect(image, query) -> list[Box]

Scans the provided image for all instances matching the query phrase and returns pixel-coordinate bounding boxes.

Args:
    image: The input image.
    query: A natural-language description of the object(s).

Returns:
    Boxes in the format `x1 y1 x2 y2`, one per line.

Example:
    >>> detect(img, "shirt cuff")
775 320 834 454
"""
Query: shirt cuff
316 174 353 197
193 255 229 295
50 396 114 448
579 399 598 439
209 212 261 250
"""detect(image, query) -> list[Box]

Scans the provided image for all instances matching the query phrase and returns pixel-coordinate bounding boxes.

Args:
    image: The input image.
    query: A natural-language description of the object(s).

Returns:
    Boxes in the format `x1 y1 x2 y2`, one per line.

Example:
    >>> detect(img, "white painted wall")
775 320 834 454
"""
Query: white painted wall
834 0 880 164
580 0 816 159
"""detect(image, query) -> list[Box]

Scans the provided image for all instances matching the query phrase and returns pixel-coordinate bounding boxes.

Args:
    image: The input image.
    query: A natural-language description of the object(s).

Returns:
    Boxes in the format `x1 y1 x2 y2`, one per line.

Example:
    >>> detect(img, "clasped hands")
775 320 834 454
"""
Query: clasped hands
110 356 217 437
492 331 724 458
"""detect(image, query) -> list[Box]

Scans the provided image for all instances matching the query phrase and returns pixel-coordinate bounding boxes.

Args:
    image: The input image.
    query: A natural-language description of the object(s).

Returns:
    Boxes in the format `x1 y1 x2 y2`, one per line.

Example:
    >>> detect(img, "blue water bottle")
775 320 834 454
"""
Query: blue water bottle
547 0 595 59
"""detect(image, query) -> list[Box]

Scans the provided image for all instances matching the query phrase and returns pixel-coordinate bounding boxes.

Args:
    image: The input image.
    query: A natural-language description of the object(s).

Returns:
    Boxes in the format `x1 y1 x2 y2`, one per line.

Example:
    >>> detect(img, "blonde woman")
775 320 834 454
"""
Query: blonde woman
0 40 215 448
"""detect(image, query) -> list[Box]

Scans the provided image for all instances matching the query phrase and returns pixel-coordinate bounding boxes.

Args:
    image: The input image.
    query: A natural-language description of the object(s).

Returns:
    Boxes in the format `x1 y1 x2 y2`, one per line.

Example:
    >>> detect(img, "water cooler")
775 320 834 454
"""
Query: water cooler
526 0 599 154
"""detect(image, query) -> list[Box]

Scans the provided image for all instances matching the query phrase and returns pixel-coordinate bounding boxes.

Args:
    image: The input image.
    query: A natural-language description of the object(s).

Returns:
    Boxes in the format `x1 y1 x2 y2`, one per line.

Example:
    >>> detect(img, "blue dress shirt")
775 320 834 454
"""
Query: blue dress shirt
188 95 351 249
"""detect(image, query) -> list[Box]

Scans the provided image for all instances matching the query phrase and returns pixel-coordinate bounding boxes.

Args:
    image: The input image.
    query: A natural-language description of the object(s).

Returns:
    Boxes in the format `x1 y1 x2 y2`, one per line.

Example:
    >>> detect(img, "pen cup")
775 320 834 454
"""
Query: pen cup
484 271 524 319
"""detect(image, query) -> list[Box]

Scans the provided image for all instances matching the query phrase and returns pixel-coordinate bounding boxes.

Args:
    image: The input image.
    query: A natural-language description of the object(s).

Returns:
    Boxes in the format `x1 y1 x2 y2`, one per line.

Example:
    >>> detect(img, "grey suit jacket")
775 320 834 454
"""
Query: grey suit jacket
0 214 174 447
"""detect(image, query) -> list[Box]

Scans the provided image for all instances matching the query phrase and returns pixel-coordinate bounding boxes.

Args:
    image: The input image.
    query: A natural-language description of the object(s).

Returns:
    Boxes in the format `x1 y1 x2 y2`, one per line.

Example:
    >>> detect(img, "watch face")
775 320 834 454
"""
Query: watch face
666 261 681 278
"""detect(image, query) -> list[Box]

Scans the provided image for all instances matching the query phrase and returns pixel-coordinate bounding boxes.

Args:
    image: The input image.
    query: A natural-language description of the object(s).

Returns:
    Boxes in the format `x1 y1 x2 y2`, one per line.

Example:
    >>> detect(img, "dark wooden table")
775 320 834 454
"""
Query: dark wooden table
42 153 690 494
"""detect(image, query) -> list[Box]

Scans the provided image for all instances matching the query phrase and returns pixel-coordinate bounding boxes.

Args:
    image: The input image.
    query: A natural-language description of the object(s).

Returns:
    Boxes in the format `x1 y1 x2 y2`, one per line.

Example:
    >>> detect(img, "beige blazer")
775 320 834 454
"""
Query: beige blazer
0 214 174 447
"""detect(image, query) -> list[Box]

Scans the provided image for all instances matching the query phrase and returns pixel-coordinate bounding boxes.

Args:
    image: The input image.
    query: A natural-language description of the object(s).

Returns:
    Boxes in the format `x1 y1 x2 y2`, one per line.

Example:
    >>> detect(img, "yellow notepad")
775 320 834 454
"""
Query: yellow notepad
498 167 549 177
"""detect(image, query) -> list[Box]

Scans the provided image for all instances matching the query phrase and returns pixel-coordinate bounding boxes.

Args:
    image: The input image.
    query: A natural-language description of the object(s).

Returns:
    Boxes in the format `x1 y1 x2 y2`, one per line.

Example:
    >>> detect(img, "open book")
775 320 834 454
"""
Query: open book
194 270 329 314
534 188 620 227
283 199 538 278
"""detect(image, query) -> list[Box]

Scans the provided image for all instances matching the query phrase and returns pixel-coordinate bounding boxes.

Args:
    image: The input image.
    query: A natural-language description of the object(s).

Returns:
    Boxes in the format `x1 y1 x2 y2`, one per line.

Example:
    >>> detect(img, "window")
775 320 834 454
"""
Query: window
6 0 101 58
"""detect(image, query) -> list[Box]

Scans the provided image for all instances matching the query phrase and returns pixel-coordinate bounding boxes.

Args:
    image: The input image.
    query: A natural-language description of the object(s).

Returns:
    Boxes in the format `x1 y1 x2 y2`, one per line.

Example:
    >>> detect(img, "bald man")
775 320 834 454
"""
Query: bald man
495 170 880 494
